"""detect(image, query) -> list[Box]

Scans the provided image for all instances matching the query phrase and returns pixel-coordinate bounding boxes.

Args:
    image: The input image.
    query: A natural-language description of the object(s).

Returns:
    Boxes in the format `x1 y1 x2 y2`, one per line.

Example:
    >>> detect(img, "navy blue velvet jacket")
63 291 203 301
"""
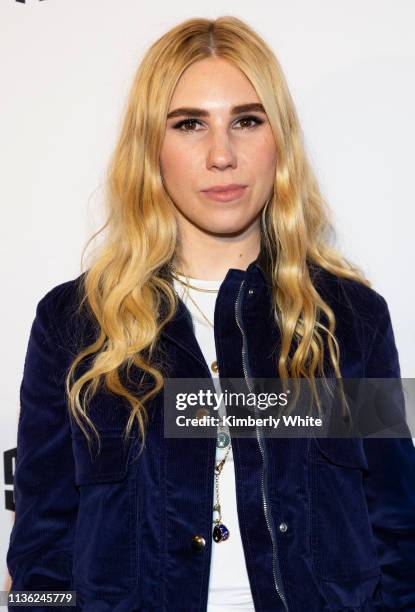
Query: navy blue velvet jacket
6 247 415 611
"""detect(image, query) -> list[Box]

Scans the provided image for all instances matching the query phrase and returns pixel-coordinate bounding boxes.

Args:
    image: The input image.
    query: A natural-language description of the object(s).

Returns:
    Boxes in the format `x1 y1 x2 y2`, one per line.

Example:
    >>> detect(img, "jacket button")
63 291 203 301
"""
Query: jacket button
211 360 219 373
191 534 206 551
248 288 255 295
196 407 209 420
279 522 288 533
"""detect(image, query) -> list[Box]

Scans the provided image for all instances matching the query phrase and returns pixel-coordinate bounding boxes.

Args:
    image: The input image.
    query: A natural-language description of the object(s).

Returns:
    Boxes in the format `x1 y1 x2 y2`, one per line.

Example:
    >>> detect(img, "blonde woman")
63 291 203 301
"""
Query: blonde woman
7 16 415 612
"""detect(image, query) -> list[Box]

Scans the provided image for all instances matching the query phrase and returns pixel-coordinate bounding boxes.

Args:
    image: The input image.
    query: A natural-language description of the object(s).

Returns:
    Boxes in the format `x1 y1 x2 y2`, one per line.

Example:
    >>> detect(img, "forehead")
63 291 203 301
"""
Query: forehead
169 57 260 109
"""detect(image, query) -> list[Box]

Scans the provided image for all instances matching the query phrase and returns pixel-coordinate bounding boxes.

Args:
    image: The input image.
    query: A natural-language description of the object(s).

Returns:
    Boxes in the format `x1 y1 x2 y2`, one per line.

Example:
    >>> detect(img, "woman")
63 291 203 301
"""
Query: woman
6 15 415 612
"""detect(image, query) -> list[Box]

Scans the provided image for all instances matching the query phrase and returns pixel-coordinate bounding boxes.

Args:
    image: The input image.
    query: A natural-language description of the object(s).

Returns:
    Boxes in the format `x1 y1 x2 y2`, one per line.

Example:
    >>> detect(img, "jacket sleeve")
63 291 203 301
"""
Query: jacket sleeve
6 288 81 608
362 294 415 610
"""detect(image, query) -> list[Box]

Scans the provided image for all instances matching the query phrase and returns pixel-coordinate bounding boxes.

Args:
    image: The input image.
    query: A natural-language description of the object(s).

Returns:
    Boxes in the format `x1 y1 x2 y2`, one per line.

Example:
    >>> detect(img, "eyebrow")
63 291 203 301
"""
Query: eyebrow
166 103 266 119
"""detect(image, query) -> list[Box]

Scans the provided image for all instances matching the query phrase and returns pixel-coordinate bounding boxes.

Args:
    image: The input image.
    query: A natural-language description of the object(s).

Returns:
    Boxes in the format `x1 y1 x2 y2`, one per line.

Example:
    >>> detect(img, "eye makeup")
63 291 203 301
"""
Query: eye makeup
171 115 265 132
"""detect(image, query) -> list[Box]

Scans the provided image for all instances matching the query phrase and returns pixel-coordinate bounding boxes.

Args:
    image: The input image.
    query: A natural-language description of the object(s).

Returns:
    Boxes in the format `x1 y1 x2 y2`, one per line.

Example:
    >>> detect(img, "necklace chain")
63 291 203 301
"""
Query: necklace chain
170 265 220 327
170 267 221 293
170 262 231 543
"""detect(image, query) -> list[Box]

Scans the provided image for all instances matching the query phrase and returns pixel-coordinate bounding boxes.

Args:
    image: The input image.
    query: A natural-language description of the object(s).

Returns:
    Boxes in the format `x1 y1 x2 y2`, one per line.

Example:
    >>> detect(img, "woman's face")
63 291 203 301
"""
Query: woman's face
160 57 278 237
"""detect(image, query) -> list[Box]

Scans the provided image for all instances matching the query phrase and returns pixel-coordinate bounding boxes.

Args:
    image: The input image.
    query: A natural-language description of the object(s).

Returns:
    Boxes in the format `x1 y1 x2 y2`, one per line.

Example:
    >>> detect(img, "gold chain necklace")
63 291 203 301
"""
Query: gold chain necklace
183 287 215 328
170 268 220 292
170 266 219 327
171 263 231 543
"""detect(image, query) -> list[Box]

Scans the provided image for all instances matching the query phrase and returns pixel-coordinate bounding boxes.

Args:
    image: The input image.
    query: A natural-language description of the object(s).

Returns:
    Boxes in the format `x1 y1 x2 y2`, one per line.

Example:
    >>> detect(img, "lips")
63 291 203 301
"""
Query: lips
202 183 247 193
201 184 247 203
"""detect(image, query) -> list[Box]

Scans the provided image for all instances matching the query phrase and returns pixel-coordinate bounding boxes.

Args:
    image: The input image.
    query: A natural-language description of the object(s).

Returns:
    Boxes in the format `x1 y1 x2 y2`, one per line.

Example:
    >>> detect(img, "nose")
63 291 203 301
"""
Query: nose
206 130 237 170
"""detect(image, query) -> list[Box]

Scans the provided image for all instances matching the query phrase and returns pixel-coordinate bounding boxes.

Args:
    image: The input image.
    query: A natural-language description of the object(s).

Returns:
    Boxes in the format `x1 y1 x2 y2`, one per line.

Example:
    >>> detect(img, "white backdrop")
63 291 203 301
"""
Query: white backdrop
1 0 414 591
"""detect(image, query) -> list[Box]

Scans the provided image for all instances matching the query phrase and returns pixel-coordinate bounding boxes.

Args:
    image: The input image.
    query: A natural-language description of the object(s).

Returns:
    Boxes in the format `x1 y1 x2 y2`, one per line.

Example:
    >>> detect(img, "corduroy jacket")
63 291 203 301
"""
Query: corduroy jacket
6 248 415 611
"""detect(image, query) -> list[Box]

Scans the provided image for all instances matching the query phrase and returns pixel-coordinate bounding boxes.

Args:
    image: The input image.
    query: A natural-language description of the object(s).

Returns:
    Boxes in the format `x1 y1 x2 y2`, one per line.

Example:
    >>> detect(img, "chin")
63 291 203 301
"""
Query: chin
198 219 253 237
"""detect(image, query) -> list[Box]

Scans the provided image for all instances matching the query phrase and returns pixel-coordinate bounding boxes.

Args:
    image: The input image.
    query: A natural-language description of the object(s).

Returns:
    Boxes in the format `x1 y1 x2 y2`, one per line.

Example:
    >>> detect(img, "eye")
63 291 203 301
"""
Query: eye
171 115 264 133
234 115 264 130
172 118 203 132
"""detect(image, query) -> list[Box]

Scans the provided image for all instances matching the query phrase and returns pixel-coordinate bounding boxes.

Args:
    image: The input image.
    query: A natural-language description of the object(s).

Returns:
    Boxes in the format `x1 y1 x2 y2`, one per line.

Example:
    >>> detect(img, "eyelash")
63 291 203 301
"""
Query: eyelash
172 115 264 132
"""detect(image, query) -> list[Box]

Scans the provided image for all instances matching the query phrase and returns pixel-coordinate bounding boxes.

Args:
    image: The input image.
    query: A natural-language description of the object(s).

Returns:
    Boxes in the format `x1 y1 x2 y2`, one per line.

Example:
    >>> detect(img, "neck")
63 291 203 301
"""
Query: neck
173 220 262 281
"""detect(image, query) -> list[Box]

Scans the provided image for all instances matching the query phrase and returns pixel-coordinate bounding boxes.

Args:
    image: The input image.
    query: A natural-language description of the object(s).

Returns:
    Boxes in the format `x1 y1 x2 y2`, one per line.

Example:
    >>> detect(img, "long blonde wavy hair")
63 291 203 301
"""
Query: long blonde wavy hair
66 15 370 455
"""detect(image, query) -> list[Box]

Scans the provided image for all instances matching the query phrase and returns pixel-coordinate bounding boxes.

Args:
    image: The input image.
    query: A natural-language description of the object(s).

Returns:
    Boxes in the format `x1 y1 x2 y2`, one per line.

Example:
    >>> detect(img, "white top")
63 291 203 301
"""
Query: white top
172 273 255 611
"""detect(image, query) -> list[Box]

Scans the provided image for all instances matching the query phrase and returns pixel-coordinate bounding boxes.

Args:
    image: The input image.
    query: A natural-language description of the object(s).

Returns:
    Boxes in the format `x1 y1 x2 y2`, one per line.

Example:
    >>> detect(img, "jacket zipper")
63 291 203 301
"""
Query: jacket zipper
234 280 289 611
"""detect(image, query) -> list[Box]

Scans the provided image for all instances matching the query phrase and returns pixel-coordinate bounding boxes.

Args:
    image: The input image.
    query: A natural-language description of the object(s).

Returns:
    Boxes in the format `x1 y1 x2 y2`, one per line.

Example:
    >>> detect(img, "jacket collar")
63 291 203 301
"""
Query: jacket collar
157 242 272 369
249 242 320 288
247 241 273 288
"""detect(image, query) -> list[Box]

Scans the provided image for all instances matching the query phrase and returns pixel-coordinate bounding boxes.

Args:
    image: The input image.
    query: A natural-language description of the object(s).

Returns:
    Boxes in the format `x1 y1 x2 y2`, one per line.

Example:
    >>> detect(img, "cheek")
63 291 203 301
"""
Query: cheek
160 139 199 185
253 134 277 170
240 130 277 170
239 145 277 194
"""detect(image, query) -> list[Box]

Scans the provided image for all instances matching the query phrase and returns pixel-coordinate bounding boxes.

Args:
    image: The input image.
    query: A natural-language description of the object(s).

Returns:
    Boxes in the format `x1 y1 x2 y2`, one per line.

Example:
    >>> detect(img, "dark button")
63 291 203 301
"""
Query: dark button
191 534 206 551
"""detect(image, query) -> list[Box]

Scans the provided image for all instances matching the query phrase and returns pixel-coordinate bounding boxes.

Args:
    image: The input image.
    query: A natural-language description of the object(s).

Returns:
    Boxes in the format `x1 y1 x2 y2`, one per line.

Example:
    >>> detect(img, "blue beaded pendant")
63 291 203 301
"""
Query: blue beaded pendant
213 523 230 542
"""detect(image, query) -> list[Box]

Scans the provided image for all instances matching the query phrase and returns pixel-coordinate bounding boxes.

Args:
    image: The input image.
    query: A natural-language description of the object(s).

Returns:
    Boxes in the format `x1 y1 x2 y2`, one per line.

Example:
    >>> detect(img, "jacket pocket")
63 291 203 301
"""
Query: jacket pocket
72 429 135 485
71 430 140 597
309 437 381 582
